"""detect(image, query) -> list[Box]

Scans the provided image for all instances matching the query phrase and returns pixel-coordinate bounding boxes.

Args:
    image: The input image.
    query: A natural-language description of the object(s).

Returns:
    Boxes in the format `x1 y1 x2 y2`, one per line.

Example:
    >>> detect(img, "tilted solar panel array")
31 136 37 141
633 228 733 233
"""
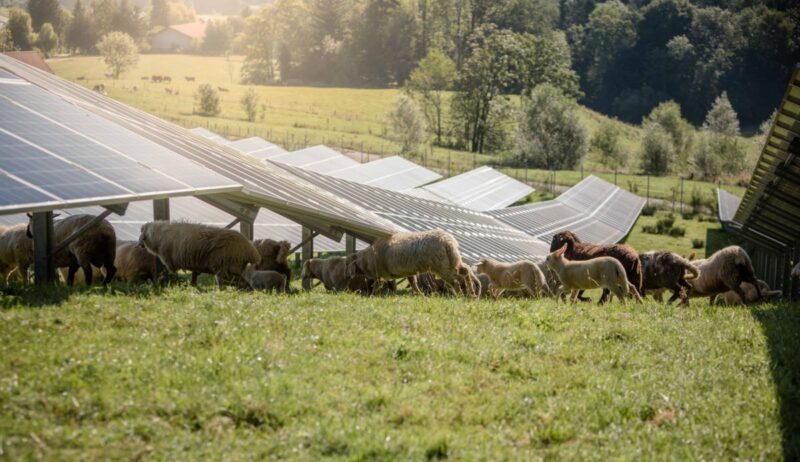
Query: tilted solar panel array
278 164 551 263
268 145 359 173
418 166 534 211
328 156 442 192
0 67 240 215
487 175 646 246
717 188 742 224
227 136 287 160
189 127 230 144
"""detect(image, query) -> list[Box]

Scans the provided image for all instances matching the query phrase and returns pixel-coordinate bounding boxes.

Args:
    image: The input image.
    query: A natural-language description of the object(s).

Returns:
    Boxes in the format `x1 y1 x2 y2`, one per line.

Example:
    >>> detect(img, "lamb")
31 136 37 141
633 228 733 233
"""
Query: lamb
0 224 33 284
114 241 157 283
546 244 643 305
253 239 292 291
717 279 782 305
138 221 260 287
242 263 286 293
687 246 761 302
301 256 350 291
347 229 478 297
550 231 643 303
475 258 552 299
26 214 117 286
639 251 700 305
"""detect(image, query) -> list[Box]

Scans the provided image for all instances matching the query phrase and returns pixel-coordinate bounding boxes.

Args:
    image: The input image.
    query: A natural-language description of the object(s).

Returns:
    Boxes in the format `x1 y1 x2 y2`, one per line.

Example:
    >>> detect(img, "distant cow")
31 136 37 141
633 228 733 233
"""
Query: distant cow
164 87 173 95
185 76 196 82
151 75 163 83
162 76 172 83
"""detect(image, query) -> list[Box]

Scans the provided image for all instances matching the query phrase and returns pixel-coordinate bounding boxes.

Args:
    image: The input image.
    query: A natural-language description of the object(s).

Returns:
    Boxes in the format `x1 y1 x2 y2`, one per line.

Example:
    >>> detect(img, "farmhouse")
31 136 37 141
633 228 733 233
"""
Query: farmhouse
149 20 207 52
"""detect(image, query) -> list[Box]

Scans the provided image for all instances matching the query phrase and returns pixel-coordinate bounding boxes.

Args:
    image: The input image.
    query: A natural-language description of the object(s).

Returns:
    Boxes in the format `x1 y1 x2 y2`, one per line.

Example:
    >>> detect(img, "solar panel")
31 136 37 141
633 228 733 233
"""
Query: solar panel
0 68 240 215
189 127 230 144
419 166 534 211
277 164 551 263
227 137 288 160
717 189 742 225
268 145 359 174
329 156 442 191
487 175 646 246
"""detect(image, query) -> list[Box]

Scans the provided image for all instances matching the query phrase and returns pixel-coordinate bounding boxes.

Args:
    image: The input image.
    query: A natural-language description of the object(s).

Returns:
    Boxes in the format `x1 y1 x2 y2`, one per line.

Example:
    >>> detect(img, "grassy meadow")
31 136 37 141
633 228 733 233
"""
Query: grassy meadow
48 55 751 203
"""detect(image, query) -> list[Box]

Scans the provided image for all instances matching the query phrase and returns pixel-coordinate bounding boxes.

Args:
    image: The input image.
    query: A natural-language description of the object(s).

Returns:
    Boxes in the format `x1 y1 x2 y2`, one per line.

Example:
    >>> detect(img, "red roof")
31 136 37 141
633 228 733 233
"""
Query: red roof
169 21 207 40
3 51 53 74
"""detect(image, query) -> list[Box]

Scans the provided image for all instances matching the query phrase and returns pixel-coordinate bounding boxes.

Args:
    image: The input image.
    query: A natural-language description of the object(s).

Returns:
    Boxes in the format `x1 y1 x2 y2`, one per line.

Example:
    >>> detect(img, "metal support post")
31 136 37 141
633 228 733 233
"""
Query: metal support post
32 211 56 285
301 227 315 290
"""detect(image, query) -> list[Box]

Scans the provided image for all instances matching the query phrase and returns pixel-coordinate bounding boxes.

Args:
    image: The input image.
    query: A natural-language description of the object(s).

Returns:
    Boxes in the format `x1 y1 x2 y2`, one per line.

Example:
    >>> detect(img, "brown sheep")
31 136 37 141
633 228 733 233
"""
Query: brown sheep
475 258 552 299
346 229 478 297
26 214 117 286
58 266 104 285
0 224 33 284
115 241 157 283
717 279 782 305
639 251 700 305
242 264 286 293
138 221 260 287
253 239 292 291
301 256 350 291
687 246 761 302
550 231 642 304
546 244 642 305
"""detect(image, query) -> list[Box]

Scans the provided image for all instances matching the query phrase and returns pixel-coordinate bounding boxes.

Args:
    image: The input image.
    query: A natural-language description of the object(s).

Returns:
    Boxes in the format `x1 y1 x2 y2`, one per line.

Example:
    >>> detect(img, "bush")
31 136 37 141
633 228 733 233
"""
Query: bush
668 226 686 237
656 214 676 234
240 88 259 122
692 238 705 249
641 204 657 216
195 84 221 116
642 225 658 234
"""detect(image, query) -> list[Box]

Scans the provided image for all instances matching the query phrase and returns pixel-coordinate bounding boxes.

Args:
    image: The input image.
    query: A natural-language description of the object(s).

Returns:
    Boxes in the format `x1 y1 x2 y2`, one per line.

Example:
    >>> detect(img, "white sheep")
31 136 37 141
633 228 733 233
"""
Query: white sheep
242 263 286 293
716 279 782 305
0 224 33 284
546 244 642 305
475 258 552 299
687 246 761 302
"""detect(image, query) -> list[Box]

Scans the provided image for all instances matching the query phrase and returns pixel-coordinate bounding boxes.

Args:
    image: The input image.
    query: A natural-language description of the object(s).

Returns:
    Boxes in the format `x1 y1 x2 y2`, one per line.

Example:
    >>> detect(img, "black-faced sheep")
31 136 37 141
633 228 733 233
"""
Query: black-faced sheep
687 246 761 302
550 231 642 304
475 258 551 299
115 241 158 283
717 279 782 305
138 221 260 287
346 229 478 297
253 239 292 291
639 251 700 305
0 224 33 283
26 214 117 286
546 244 642 305
242 264 286 293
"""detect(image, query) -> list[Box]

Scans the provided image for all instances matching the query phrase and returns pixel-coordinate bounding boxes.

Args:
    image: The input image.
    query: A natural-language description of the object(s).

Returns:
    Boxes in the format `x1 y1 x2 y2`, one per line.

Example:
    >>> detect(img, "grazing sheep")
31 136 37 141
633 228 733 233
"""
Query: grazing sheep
138 221 260 287
301 256 350 291
58 266 104 285
242 264 286 293
546 244 642 305
26 214 117 286
687 246 761 302
550 231 643 304
417 268 485 297
475 258 551 299
253 239 292 291
639 251 700 305
346 229 477 297
115 241 157 283
0 224 33 284
717 279 781 305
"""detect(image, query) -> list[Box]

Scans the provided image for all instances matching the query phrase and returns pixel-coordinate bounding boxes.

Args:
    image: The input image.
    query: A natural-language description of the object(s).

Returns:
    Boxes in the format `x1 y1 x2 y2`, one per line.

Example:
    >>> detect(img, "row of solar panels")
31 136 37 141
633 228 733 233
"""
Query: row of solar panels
0 54 644 263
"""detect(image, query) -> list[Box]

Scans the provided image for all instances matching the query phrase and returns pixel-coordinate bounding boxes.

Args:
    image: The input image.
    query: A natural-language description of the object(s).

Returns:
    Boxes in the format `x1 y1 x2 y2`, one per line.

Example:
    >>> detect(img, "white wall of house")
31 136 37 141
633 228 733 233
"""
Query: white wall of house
150 29 195 52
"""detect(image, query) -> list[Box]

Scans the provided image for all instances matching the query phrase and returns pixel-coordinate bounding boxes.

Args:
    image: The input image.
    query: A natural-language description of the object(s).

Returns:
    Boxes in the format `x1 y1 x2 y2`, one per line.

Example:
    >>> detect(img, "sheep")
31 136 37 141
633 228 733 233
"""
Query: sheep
26 214 117 286
792 262 800 279
138 221 260 287
417 268 486 297
242 263 286 293
717 279 782 305
475 258 552 300
639 251 700 305
550 231 643 304
114 241 157 283
346 229 478 297
687 246 761 303
58 266 104 285
0 224 33 284
253 239 292 291
546 244 643 305
301 256 350 291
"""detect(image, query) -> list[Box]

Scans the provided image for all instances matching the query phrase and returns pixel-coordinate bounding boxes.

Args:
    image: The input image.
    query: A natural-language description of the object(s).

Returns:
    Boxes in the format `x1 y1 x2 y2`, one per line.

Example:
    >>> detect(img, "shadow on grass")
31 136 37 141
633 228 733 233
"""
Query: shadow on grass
751 302 800 460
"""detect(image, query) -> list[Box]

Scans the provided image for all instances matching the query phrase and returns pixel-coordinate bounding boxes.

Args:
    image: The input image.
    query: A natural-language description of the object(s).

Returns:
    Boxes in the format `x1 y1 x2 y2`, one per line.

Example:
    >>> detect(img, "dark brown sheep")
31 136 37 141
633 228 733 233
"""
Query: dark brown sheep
639 251 699 305
549 231 642 304
253 239 292 291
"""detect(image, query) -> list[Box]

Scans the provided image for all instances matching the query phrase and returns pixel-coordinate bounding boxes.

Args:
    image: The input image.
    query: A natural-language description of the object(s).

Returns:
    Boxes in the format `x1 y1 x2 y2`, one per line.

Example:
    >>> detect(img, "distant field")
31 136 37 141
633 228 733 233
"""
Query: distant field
0 285 797 459
48 55 753 204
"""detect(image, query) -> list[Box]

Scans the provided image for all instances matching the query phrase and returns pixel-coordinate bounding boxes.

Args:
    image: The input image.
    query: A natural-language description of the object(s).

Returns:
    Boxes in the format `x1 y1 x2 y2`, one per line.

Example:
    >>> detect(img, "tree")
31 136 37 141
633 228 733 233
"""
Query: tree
692 132 722 180
702 92 740 137
699 92 747 176
96 32 139 79
168 1 197 25
35 22 58 57
150 0 170 28
202 19 232 54
405 49 456 145
195 84 221 116
65 0 96 53
642 101 694 173
0 28 14 52
591 121 627 170
241 8 278 84
240 88 260 122
27 0 62 33
514 84 588 170
640 124 674 176
112 0 146 43
353 0 418 85
6 8 34 51
388 94 427 155
517 31 582 99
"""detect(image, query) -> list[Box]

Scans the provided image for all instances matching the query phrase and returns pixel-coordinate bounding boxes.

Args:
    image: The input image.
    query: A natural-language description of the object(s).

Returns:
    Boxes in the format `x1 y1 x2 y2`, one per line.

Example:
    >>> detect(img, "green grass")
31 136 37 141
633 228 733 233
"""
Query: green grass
1 283 798 459
624 211 721 258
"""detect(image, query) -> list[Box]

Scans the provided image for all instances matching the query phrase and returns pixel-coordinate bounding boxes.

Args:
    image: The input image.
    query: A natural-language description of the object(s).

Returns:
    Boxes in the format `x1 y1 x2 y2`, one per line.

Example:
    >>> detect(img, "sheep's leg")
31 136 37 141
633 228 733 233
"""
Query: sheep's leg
82 265 94 286
570 289 579 305
66 265 79 287
611 287 627 306
576 290 592 302
103 259 116 286
667 288 681 304
732 285 749 305
628 283 643 303
523 283 538 299
191 271 199 287
598 289 610 305
408 275 424 296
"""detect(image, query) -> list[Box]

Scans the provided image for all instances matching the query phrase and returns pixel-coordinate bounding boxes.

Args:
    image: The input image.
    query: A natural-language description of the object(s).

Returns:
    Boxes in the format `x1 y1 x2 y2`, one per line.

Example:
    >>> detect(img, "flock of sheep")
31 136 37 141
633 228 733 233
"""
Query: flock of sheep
0 213 788 306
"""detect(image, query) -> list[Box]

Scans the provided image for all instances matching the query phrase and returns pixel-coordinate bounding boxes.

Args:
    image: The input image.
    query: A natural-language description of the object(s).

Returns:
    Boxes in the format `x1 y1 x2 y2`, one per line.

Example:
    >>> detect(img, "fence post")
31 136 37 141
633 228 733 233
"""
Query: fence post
614 170 617 186
581 164 583 179
680 178 684 214
525 167 528 184
473 152 476 169
646 175 650 205
448 150 451 177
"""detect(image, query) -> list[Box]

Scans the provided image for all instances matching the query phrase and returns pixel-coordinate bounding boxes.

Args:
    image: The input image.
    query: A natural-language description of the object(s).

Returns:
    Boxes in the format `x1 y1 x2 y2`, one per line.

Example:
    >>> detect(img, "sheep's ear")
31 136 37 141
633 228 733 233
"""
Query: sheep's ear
556 244 567 257
687 252 696 261
26 213 32 218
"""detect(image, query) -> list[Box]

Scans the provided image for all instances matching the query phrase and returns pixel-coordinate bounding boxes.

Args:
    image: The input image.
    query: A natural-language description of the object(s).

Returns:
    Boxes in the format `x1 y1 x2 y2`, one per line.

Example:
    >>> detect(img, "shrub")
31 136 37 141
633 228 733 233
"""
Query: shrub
195 84 221 116
669 226 686 237
692 238 705 249
641 204 657 216
656 214 676 234
240 88 259 122
642 225 658 234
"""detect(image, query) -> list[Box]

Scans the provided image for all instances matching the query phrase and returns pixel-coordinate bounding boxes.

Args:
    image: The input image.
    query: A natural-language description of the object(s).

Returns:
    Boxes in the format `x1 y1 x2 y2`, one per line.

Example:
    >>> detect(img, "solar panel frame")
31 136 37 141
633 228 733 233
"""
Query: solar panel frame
268 145 360 174
328 156 442 191
420 166 534 211
717 188 742 224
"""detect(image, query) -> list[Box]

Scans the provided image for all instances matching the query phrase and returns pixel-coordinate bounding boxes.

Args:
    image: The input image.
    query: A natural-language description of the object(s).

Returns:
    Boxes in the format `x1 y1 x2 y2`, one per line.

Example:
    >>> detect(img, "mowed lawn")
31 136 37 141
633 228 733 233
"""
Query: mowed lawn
0 284 798 460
